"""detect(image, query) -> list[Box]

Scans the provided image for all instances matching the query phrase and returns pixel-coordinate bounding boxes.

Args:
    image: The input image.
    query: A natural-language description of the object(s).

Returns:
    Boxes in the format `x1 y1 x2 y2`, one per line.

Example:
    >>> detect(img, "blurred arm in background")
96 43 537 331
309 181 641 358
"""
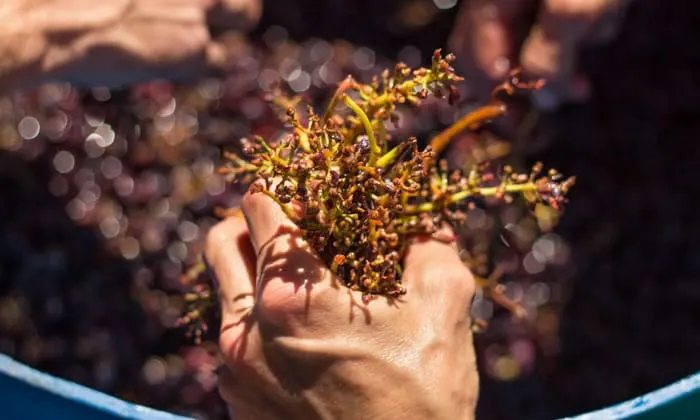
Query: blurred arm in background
448 0 633 109
0 0 261 94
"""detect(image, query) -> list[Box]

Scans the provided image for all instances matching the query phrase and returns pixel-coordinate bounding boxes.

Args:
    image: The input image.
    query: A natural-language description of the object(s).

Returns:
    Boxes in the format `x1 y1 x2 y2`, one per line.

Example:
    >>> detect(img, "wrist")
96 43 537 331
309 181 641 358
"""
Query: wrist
278 350 477 420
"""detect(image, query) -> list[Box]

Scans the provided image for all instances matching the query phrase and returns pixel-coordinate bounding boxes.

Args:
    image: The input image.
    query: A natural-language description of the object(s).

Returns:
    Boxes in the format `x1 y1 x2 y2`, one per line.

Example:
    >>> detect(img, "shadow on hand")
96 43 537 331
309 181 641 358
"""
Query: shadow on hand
254 224 373 326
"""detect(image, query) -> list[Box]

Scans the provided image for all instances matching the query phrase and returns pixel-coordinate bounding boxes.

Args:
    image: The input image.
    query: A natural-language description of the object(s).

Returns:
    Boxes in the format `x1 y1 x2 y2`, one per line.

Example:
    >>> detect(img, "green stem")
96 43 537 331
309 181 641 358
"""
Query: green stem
343 95 381 166
372 80 418 108
429 103 506 155
406 183 537 214
376 143 405 169
452 183 536 202
323 76 355 125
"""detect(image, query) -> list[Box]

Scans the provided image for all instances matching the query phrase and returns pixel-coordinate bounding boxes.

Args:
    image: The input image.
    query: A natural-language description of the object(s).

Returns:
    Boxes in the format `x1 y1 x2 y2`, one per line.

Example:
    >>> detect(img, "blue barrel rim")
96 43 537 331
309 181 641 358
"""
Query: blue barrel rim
1 352 699 419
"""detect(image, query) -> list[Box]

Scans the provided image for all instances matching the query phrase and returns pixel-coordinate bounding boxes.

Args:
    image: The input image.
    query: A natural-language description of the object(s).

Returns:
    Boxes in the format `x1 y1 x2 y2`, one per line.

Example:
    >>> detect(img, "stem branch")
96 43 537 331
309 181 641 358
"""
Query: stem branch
405 182 537 214
429 103 507 155
343 95 381 165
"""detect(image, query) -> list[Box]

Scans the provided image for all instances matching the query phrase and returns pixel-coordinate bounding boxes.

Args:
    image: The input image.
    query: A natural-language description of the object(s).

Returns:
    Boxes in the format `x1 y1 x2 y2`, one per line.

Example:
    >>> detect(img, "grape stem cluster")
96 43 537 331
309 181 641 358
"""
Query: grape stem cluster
180 50 575 340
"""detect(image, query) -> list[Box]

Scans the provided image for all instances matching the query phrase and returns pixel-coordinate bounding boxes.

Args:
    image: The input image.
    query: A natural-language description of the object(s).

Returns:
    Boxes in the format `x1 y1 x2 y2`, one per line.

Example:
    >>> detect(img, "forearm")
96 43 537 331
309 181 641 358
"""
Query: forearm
0 0 130 93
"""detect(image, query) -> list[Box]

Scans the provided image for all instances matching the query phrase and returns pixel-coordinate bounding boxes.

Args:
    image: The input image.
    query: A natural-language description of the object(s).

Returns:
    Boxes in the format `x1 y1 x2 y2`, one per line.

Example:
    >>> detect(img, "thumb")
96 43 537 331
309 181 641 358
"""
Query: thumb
204 214 256 333
240 181 302 256
519 0 623 108
448 0 537 101
519 20 591 109
240 182 337 328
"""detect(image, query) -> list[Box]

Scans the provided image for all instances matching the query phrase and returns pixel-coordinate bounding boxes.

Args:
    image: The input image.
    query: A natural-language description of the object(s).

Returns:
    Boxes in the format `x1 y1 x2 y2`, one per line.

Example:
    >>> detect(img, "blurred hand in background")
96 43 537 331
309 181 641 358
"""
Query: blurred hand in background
448 0 633 109
0 0 262 91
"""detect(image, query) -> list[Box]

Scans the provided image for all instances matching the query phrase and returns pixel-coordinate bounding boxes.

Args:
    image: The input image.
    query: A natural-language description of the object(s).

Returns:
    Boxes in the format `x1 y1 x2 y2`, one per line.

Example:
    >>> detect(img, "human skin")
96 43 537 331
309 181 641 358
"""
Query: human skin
205 188 480 419
0 0 261 93
448 0 633 107
0 0 630 107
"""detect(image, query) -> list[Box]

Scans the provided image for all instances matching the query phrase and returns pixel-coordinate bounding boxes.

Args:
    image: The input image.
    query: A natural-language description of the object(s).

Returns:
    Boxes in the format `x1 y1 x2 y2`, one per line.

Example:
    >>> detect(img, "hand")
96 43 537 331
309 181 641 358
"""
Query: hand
204 188 479 419
2 0 261 90
448 0 633 108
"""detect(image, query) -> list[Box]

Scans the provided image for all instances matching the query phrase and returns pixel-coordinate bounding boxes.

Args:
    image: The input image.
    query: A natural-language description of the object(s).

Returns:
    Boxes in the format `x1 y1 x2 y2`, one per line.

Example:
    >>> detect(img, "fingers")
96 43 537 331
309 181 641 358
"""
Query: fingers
240 184 302 255
520 0 623 108
403 226 475 311
448 0 537 101
204 214 257 330
450 0 628 109
240 185 336 325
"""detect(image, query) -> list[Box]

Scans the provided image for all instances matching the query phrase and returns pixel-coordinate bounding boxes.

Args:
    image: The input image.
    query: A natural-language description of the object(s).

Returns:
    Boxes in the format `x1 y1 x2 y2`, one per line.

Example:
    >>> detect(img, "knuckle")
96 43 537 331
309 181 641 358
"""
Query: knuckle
257 273 311 320
424 261 475 300
204 217 245 259
219 320 257 370
219 329 245 367
240 186 263 216
204 221 228 258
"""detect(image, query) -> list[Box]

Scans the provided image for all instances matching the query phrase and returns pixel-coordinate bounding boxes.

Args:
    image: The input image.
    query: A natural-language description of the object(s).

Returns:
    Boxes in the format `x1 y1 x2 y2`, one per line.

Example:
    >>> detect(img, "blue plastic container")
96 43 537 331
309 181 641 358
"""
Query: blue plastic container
1 353 698 419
